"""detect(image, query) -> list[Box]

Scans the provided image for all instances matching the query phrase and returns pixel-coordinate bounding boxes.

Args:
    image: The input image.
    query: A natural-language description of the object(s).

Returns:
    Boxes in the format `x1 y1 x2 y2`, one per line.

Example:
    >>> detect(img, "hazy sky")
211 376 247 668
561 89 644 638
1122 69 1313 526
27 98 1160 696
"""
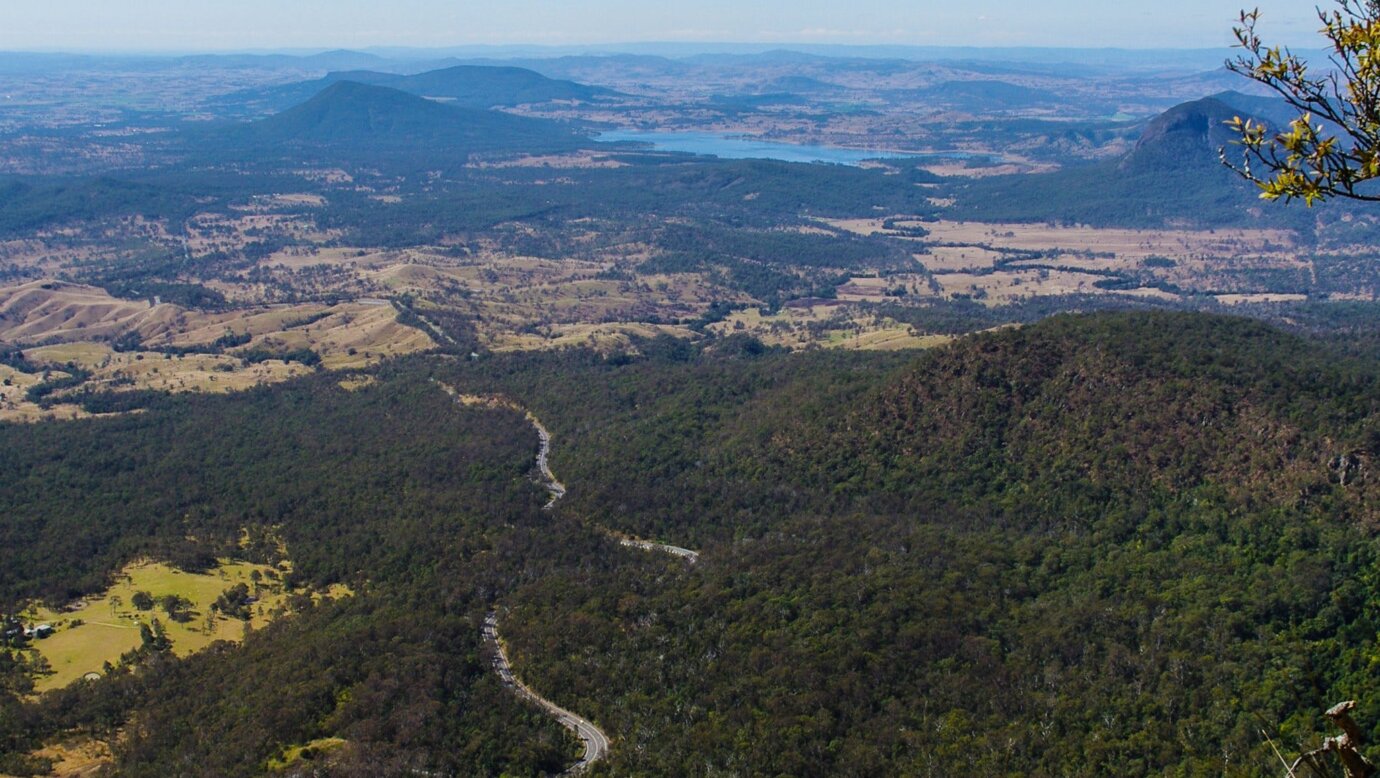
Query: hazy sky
0 1 1330 52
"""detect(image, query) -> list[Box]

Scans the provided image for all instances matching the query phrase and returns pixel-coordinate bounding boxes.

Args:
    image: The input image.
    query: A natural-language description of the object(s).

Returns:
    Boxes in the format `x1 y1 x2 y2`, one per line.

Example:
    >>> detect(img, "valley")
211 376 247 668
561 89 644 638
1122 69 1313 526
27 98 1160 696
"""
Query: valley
4 32 1380 778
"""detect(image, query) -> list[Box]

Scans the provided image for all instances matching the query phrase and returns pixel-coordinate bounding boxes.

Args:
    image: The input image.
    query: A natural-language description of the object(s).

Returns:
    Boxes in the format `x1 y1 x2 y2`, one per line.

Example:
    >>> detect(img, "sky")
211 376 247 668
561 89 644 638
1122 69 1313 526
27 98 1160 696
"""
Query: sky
0 1 1330 52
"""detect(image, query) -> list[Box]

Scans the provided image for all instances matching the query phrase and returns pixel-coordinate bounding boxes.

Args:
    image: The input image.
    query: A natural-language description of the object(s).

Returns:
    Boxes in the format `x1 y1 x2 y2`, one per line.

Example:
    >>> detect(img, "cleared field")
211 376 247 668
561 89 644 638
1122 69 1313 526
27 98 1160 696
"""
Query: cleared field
0 279 436 403
921 246 1014 272
836 275 936 303
183 210 339 257
820 217 889 236
265 246 403 271
710 304 946 351
818 217 1317 303
0 363 88 422
822 326 952 351
1216 293 1311 305
226 303 435 370
355 256 732 351
917 158 1062 178
824 217 1298 260
24 735 111 778
471 151 630 169
337 374 378 392
22 560 297 691
0 280 181 344
245 193 327 209
931 269 1155 303
914 220 1297 259
25 341 313 395
489 322 695 353
157 304 336 345
0 239 101 277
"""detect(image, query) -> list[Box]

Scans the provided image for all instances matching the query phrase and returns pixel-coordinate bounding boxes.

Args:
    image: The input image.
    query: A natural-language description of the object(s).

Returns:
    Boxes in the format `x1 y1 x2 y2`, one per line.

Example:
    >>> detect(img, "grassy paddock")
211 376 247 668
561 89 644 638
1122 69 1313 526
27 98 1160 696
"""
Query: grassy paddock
19 559 344 692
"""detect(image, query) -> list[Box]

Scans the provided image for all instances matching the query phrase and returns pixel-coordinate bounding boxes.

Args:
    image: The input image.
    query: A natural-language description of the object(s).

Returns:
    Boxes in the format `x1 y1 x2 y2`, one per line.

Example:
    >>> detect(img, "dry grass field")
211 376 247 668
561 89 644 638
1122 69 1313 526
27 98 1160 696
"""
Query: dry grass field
183 209 339 258
488 321 695 353
26 342 313 394
835 275 935 303
920 246 1013 272
826 218 1297 258
21 735 111 778
915 157 1063 178
1 202 1350 392
353 255 733 350
337 374 378 392
229 303 434 369
0 363 89 422
930 269 1149 303
266 738 348 771
1215 293 1311 306
709 304 948 352
470 151 630 169
818 217 1318 305
0 280 438 413
917 220 1297 258
0 280 181 344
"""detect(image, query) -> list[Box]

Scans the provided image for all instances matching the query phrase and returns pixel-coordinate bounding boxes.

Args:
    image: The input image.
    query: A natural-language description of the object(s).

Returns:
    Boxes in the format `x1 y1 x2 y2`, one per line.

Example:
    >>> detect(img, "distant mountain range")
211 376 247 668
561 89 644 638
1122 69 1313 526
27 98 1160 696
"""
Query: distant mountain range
209 64 619 117
916 79 1064 110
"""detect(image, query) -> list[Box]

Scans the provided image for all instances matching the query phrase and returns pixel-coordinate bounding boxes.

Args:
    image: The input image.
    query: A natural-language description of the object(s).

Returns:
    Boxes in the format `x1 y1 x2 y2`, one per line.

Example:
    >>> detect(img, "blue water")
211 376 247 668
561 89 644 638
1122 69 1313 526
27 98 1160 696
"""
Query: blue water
596 129 980 166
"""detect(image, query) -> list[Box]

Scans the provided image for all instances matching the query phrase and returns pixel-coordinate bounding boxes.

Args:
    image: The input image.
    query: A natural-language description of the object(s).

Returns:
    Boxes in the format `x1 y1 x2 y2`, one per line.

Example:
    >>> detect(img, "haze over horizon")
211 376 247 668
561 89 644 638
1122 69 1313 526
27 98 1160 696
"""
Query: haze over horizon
0 0 1326 53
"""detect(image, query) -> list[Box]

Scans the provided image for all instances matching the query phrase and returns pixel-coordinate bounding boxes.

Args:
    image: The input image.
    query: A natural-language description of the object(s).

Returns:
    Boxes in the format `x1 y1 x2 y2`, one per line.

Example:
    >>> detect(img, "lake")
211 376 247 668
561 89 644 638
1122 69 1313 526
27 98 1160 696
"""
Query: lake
595 129 981 166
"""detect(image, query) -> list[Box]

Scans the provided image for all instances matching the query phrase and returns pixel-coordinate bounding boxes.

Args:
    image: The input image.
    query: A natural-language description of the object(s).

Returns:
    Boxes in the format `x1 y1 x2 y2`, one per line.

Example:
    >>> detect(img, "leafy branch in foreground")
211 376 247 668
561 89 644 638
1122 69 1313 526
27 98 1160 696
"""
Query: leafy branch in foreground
1224 2 1380 204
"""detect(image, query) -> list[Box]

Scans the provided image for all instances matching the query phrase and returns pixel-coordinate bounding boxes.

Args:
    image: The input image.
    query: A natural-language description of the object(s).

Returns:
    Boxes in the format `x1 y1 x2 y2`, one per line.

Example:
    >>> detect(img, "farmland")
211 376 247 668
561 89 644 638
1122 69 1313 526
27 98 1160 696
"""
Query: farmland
21 560 297 692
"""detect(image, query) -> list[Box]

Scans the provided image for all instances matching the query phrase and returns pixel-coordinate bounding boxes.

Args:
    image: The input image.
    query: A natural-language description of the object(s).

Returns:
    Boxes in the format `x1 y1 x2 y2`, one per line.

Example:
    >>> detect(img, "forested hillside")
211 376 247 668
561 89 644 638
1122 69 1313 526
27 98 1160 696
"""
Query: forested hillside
4 313 1380 776
434 313 1380 775
0 373 592 776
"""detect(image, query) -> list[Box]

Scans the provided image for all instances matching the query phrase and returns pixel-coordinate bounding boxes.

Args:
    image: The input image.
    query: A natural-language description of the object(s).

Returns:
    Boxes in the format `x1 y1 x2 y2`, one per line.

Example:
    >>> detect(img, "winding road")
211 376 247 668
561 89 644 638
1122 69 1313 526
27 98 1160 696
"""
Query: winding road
528 413 567 509
439 384 699 774
617 538 700 563
484 612 610 775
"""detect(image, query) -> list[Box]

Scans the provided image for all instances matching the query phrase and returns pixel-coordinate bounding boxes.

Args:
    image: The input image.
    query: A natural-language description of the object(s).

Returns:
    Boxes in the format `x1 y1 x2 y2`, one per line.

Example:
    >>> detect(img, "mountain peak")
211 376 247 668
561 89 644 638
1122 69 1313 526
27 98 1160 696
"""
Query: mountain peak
211 63 617 117
1121 97 1245 173
215 80 583 158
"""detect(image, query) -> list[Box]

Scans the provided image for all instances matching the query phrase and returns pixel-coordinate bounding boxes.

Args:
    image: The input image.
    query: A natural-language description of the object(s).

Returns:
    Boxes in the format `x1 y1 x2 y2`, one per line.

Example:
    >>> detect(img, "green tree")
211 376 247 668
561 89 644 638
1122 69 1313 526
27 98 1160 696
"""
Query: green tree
1225 1 1380 203
159 594 194 623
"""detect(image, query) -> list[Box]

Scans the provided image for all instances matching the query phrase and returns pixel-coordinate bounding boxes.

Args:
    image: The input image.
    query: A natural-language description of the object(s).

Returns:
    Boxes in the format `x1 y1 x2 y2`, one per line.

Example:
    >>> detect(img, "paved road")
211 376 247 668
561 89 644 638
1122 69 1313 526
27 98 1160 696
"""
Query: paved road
528 414 567 509
618 538 700 563
484 612 610 774
436 383 701 772
521 406 696 564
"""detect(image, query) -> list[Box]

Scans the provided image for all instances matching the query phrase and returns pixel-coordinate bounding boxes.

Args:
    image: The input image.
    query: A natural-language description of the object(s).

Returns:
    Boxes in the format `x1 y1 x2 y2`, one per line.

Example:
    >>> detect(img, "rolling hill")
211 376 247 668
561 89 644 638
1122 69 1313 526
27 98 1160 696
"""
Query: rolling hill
917 79 1063 110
